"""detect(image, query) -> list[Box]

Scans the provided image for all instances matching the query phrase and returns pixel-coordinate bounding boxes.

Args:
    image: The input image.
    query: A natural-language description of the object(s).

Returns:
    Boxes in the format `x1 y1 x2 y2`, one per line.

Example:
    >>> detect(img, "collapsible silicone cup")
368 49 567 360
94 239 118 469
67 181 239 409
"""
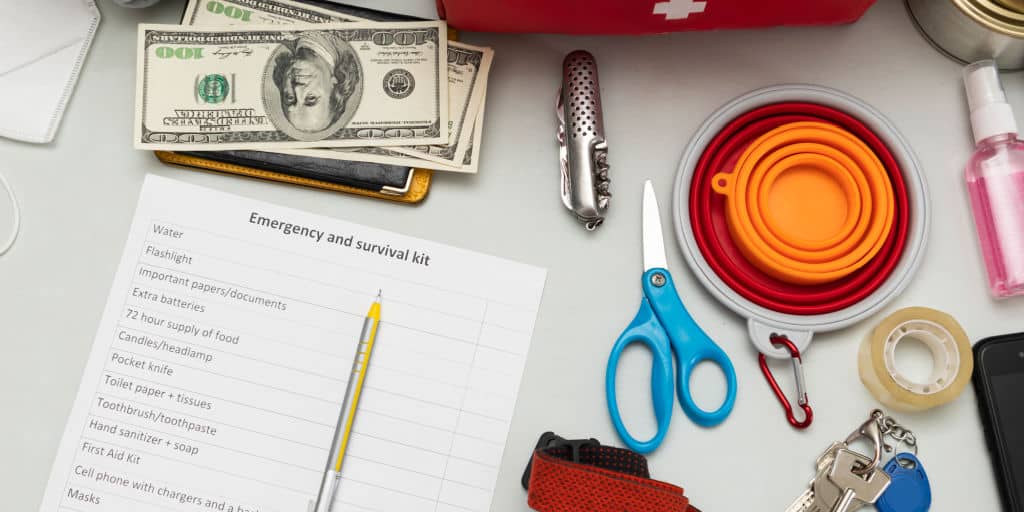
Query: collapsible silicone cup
690 106 908 314
711 122 895 284
758 151 867 253
674 85 928 359
731 142 872 262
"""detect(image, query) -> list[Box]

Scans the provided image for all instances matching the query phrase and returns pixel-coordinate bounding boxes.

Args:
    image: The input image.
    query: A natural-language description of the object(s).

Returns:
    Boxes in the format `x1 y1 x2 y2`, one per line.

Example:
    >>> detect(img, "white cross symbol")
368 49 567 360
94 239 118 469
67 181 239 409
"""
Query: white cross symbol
652 0 707 20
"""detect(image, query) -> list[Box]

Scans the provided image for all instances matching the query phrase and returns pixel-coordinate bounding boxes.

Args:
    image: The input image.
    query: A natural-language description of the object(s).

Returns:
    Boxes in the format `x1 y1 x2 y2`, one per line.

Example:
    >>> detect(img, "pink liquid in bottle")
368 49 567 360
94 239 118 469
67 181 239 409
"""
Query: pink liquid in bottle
966 135 1024 296
964 61 1024 297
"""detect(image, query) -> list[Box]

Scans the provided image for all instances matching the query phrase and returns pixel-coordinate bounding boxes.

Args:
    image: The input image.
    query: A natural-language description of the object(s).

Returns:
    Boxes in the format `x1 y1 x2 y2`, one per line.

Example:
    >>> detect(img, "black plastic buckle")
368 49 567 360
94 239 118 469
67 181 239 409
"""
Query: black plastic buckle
520 431 600 490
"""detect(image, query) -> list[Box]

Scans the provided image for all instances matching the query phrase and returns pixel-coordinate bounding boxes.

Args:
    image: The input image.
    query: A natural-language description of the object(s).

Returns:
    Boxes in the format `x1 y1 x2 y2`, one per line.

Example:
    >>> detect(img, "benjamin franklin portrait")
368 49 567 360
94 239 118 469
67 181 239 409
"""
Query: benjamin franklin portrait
264 31 363 141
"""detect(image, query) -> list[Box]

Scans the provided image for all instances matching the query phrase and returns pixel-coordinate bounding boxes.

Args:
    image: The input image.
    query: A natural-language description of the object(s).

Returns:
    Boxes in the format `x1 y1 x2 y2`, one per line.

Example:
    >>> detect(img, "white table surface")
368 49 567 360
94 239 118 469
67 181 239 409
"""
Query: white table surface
2 0 1021 510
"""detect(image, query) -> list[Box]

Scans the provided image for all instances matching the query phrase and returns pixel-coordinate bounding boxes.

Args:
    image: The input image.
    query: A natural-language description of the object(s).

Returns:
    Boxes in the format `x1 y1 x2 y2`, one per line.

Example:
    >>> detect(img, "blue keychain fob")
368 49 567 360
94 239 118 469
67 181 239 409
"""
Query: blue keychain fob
877 453 931 512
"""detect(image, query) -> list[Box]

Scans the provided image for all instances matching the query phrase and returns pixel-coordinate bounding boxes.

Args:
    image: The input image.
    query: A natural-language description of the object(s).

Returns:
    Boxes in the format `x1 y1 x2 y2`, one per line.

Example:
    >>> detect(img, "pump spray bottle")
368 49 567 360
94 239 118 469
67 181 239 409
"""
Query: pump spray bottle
963 60 1024 298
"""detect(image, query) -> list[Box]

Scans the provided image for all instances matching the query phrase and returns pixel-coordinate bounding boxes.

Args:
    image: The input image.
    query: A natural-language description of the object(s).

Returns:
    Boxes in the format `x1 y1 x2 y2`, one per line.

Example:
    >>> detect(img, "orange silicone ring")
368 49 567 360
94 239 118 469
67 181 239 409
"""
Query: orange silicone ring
711 121 895 285
746 123 893 270
754 149 866 256
750 143 873 260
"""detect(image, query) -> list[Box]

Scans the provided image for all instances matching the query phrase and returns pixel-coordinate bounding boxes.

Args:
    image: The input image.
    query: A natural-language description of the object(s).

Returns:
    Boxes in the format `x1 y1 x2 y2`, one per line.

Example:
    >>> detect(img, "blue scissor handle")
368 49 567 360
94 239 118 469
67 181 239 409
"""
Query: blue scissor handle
642 268 737 427
605 296 675 454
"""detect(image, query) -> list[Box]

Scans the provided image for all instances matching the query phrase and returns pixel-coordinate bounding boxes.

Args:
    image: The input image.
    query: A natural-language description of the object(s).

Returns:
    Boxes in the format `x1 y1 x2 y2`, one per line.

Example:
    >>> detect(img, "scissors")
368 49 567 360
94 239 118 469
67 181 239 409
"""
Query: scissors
605 180 738 454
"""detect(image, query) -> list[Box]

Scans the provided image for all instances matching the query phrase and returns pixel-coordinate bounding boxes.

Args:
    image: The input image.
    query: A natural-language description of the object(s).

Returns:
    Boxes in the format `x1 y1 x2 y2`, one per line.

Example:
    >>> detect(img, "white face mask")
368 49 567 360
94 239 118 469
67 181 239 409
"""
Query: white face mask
0 172 18 256
0 0 101 143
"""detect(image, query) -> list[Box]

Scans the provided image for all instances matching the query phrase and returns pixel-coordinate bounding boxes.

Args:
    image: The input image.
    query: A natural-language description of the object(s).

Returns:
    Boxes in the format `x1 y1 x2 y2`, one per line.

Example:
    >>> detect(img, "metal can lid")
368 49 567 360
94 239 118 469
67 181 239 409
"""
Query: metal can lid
957 0 1024 36
992 0 1024 14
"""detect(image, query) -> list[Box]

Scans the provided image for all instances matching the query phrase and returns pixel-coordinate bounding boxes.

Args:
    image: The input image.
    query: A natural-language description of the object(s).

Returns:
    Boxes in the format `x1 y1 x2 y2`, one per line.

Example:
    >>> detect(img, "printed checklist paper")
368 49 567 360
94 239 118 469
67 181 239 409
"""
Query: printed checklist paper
39 175 547 512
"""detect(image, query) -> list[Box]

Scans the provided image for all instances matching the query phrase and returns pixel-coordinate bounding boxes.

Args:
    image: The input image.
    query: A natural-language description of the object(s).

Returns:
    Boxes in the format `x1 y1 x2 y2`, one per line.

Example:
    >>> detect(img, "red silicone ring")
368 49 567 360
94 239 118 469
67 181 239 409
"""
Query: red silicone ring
688 102 910 315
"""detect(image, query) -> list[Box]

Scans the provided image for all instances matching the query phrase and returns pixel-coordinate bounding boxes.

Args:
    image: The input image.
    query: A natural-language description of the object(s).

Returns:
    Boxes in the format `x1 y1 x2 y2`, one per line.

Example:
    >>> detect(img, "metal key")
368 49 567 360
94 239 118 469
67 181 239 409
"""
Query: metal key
785 486 816 512
788 461 852 512
807 465 845 512
815 441 845 471
811 446 858 510
828 448 892 512
786 467 833 512
784 442 847 512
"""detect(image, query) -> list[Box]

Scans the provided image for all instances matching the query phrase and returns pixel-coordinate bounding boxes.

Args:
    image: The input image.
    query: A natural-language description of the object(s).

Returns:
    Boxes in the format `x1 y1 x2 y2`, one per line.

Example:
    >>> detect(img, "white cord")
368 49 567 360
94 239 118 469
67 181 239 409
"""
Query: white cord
0 171 19 256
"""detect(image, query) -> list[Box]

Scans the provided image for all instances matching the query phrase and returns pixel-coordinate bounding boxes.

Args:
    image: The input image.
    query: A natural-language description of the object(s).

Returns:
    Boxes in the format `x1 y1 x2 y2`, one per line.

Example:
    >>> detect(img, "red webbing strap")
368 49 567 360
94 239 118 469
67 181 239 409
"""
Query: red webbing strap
526 444 697 512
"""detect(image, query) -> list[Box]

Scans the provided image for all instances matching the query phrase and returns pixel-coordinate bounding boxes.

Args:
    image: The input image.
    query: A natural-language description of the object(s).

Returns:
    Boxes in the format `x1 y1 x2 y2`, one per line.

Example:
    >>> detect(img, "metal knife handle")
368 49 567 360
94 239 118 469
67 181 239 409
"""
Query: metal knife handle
558 50 610 230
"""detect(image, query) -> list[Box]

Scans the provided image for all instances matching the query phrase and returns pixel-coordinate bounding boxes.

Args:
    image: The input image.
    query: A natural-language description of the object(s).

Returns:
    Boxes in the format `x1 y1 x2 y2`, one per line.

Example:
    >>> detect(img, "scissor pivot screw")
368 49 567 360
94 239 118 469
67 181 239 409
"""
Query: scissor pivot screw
651 273 666 287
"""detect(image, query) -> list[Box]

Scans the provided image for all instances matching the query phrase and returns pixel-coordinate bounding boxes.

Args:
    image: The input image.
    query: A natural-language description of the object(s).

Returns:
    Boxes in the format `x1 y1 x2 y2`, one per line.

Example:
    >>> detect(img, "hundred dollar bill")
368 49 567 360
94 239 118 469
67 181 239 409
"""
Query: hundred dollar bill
179 0 491 173
182 0 366 26
292 98 485 173
390 42 492 167
282 42 490 172
462 91 485 171
134 23 448 150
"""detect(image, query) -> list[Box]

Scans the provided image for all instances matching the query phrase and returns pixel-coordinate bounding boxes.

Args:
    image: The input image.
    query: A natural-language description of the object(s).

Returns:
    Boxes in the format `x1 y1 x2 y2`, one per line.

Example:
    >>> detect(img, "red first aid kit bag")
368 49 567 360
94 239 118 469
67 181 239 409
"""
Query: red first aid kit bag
435 0 877 34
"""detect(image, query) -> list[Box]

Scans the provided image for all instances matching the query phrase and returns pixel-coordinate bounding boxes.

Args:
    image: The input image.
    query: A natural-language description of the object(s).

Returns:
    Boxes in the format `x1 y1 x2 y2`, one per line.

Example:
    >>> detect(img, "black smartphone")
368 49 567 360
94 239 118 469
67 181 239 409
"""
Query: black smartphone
974 333 1024 512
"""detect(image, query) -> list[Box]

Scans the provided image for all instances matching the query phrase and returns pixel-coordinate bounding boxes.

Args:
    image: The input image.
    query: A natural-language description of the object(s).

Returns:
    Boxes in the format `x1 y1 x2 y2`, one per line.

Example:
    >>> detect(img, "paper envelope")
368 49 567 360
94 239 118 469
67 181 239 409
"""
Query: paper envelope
0 0 100 143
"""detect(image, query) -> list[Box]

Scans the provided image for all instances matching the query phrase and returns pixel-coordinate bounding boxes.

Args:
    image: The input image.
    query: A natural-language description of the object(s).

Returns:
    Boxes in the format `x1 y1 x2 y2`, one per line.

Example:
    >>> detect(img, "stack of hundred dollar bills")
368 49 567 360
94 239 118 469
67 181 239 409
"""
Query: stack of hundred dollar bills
134 0 493 173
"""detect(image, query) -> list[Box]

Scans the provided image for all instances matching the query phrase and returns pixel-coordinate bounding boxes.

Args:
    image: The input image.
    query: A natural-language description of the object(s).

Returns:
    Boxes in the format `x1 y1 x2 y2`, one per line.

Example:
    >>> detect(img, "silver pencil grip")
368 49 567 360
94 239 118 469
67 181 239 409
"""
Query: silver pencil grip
310 470 340 512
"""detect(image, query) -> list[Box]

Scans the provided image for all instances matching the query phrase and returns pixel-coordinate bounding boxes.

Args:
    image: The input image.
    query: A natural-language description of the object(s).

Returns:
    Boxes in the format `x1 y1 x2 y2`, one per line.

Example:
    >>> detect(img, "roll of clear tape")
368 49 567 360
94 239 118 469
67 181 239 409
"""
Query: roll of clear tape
858 307 972 412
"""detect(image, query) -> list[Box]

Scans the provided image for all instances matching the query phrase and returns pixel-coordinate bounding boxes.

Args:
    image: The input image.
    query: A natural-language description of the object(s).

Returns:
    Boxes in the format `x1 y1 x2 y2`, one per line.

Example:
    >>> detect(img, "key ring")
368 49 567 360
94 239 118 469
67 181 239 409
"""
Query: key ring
844 411 885 475
871 409 919 467
890 441 920 469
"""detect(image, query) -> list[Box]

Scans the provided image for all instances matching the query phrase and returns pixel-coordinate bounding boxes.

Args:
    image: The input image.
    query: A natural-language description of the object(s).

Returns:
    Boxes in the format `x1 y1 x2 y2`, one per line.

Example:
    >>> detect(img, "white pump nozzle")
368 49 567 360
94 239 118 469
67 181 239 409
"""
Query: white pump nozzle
964 60 1018 145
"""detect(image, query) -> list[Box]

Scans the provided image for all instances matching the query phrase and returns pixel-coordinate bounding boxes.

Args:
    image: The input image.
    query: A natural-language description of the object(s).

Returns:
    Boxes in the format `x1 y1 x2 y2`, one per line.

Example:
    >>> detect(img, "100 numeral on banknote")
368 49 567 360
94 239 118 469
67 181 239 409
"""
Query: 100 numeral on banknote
134 23 448 150
183 0 365 25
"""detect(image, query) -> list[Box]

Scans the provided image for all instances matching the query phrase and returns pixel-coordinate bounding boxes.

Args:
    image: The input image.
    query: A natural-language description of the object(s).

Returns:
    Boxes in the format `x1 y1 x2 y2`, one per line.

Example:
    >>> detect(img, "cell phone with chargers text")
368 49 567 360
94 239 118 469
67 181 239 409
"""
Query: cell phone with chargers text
974 332 1024 512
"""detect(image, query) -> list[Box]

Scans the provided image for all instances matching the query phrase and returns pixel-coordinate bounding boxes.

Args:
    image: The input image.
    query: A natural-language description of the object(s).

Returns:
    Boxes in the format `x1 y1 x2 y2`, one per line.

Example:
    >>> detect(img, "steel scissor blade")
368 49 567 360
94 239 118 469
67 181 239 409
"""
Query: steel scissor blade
642 180 668 272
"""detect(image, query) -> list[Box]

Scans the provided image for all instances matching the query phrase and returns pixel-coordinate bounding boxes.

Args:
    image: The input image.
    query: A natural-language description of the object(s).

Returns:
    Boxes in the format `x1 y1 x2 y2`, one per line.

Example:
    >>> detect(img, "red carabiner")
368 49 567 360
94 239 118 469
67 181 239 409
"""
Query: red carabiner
758 334 813 429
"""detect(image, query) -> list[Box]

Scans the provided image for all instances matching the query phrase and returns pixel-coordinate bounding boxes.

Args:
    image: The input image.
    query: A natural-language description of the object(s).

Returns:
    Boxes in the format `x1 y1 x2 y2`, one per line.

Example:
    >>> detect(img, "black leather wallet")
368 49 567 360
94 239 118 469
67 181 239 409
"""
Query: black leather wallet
178 150 414 194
